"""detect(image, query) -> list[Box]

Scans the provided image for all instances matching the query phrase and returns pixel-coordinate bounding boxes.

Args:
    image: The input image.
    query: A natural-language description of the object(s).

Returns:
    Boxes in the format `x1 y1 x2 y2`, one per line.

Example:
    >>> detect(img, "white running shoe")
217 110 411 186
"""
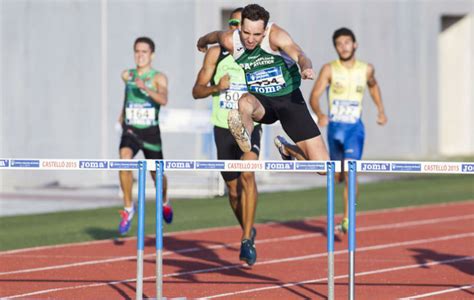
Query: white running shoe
227 110 252 152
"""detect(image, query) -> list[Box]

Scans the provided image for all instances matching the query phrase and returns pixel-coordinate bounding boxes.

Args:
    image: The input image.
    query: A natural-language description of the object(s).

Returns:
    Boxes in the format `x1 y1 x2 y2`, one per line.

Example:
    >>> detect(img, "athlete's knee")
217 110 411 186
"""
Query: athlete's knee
119 147 133 159
240 171 256 186
238 93 256 113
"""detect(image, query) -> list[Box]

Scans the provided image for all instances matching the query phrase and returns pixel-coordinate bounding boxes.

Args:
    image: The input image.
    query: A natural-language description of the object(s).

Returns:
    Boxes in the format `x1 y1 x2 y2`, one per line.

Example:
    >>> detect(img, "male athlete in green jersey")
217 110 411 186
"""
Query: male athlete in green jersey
118 37 173 235
193 8 260 266
197 4 328 163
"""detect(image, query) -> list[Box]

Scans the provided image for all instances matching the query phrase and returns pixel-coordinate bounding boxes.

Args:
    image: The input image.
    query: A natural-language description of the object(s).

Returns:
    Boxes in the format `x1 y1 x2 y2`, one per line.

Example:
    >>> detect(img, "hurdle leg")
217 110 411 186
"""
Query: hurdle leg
348 160 357 300
155 160 164 299
136 160 147 300
326 161 335 300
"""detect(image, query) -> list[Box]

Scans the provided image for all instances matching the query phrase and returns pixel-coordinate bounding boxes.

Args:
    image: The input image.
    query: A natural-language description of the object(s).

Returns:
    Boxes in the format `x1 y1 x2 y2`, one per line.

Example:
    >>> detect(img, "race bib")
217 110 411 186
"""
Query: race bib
219 83 247 110
125 104 156 126
330 99 361 124
246 66 286 94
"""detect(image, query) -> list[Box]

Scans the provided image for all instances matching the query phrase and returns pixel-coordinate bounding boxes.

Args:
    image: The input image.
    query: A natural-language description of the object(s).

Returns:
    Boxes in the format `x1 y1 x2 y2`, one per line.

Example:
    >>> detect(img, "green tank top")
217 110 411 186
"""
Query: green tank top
124 68 160 130
233 23 301 96
211 48 248 128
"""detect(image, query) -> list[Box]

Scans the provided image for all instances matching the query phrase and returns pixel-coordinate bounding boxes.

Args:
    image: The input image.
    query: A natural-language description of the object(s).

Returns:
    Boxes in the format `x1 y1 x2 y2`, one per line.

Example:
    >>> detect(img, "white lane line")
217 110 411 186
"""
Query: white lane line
1 214 473 276
204 257 474 299
1 200 472 255
398 284 474 299
4 233 473 299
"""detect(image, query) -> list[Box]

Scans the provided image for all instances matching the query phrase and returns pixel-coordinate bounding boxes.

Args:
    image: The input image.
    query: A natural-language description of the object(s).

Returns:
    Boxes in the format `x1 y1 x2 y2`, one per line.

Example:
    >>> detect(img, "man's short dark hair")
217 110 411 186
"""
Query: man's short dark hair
134 37 155 53
230 7 243 18
332 28 356 46
242 4 270 28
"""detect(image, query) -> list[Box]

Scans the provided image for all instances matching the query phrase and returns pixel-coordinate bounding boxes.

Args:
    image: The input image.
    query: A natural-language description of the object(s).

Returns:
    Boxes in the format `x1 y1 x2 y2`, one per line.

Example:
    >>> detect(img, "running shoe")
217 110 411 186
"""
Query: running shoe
118 206 135 235
239 239 257 266
335 218 349 234
250 227 257 244
274 135 293 160
227 110 251 152
163 202 174 224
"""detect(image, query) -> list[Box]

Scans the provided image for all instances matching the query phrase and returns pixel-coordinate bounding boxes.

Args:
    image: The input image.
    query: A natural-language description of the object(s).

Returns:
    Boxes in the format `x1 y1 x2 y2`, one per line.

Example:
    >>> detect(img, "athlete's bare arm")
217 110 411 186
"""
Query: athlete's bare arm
192 46 230 99
309 64 332 127
151 73 168 106
197 30 234 53
367 64 387 125
269 24 314 80
133 72 168 106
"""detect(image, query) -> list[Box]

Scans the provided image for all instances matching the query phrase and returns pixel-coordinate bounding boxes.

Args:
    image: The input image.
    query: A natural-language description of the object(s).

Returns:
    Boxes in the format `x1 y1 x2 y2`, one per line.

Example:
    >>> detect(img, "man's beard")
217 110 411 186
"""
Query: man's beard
339 49 356 61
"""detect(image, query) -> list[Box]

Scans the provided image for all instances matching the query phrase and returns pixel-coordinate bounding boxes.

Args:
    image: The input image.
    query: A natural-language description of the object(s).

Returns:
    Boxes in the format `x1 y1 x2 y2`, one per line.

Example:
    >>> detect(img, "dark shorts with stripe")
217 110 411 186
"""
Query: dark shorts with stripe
214 124 262 182
119 125 163 159
253 88 321 143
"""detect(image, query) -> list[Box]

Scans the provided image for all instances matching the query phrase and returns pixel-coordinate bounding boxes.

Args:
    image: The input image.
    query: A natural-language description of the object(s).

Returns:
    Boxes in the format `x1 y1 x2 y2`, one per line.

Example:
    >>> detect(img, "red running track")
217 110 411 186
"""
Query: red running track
0 201 473 299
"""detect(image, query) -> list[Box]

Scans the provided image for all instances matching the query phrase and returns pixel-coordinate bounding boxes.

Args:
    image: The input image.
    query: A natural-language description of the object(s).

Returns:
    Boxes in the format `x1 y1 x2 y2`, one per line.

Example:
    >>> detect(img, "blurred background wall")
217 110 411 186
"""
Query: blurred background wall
1 0 472 191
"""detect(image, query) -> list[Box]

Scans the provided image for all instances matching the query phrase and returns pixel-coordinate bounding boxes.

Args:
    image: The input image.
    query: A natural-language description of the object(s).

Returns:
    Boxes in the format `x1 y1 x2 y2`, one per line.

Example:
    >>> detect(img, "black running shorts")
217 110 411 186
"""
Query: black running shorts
214 124 262 182
119 126 164 160
253 88 321 143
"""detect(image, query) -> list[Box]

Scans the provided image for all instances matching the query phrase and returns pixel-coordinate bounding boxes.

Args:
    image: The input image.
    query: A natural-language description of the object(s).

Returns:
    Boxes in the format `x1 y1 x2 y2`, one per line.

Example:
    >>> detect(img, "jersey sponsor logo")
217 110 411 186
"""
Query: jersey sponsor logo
462 164 474 173
79 160 108 169
423 163 460 172
246 66 282 82
41 160 78 169
11 160 40 168
109 161 139 169
196 161 225 170
252 85 284 94
165 161 194 170
0 159 9 168
360 162 390 171
226 161 263 171
295 162 325 171
391 163 421 172
246 66 286 94
265 162 294 170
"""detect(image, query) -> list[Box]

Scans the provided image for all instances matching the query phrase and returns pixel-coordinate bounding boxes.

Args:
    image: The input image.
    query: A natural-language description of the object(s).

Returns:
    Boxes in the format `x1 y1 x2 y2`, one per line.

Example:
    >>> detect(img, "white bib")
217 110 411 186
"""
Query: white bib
219 82 247 110
330 99 361 124
125 105 156 126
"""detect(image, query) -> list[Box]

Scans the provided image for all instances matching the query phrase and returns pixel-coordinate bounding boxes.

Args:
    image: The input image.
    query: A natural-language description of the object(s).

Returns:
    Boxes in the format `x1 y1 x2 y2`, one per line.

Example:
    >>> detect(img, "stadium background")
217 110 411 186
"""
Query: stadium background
0 0 472 196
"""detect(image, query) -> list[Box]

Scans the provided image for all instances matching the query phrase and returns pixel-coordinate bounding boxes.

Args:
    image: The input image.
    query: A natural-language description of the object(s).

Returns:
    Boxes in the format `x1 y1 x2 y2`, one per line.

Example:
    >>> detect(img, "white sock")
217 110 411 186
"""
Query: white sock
124 206 134 221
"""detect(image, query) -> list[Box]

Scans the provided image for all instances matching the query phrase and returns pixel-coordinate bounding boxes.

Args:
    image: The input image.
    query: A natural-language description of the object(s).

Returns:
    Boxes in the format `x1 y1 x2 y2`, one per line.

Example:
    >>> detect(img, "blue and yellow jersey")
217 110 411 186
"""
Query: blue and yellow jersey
328 59 368 124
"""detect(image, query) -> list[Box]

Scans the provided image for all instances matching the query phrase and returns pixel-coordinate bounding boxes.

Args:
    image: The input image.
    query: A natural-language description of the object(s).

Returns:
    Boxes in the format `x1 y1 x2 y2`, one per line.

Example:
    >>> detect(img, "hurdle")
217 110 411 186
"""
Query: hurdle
346 160 473 300
8 159 471 298
135 159 341 300
0 158 340 299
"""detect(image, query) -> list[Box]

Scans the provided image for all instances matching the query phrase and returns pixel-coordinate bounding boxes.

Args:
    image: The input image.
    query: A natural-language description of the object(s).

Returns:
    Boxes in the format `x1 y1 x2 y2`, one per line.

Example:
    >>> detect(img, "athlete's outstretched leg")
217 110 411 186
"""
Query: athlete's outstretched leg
296 135 329 161
238 150 258 266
